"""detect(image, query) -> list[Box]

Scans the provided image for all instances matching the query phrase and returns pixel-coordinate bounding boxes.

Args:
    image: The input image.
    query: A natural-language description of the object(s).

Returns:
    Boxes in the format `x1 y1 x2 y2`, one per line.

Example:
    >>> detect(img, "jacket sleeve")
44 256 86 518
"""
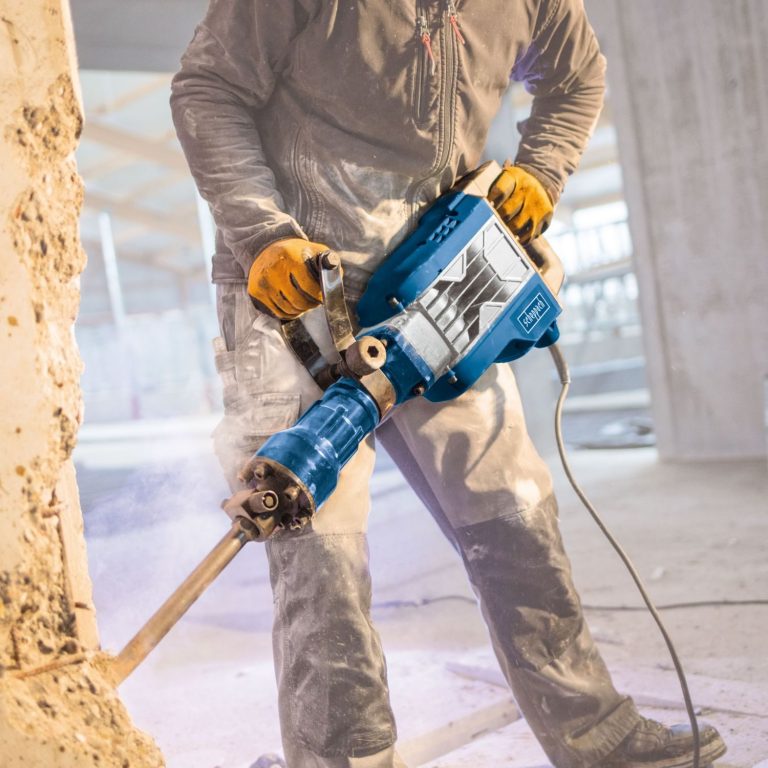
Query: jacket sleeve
170 0 309 274
511 0 606 203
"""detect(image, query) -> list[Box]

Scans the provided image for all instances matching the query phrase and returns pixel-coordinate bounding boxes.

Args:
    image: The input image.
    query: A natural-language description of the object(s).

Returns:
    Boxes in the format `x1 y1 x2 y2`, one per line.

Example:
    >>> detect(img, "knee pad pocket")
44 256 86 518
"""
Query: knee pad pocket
455 495 584 670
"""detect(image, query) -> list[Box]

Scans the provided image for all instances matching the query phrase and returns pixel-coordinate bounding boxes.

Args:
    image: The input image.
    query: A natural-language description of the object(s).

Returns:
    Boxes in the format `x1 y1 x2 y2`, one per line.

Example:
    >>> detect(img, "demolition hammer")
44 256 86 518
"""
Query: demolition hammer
107 161 563 683
106 162 702 768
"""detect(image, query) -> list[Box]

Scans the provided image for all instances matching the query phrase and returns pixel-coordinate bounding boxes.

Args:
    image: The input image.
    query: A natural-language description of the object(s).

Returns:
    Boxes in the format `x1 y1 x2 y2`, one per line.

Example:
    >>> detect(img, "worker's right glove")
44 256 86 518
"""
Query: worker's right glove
247 238 329 319
488 164 554 245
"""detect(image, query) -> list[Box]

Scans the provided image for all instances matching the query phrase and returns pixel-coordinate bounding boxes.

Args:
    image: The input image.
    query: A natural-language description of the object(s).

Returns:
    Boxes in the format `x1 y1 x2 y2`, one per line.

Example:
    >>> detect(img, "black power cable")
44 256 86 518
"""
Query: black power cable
373 595 768 611
372 344 763 767
583 599 768 611
548 342 702 768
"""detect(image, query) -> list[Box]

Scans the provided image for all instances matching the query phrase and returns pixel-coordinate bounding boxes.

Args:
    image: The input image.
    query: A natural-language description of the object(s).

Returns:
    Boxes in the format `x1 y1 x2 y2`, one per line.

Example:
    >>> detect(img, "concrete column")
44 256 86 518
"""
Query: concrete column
0 2 164 765
586 0 768 460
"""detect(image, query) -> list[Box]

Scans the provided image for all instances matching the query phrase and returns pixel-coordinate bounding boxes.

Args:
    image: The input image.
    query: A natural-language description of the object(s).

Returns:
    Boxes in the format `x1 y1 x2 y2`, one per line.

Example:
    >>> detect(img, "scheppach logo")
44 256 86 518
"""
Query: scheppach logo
517 292 550 333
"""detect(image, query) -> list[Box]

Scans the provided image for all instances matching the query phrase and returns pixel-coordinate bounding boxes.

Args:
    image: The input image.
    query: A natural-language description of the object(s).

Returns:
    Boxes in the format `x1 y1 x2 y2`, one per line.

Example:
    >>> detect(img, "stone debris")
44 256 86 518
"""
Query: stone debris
1 657 163 766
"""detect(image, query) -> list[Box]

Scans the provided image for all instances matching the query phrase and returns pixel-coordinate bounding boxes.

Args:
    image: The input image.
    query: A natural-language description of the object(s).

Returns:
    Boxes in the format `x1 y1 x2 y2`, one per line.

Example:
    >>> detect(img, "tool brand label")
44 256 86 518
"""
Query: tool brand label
517 292 550 334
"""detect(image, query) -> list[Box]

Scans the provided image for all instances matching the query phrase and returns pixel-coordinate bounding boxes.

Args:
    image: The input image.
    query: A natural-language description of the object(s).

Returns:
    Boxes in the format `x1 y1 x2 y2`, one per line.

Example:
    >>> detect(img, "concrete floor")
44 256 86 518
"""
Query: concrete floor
76 416 768 768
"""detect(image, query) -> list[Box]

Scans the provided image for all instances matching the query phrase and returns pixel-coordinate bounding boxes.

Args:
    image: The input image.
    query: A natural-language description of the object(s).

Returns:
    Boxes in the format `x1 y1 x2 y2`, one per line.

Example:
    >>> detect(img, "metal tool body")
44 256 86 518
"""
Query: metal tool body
108 164 564 683
239 174 563 534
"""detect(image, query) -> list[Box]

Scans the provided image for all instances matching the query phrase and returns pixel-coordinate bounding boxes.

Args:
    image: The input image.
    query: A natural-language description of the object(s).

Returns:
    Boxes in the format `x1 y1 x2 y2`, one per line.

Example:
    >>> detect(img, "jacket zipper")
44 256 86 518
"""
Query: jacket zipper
414 10 432 122
408 1 460 206
417 14 436 76
436 10 457 180
447 0 466 45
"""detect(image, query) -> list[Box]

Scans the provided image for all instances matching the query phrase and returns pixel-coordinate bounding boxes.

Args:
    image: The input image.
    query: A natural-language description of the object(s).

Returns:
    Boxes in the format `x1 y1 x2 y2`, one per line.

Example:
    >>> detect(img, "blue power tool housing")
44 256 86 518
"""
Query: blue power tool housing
357 189 561 401
247 188 562 530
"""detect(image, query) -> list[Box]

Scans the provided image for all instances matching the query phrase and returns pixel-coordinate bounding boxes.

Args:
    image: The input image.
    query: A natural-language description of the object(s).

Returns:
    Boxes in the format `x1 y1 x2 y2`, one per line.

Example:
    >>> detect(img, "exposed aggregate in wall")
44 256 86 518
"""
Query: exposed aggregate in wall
2 73 85 673
0 2 164 765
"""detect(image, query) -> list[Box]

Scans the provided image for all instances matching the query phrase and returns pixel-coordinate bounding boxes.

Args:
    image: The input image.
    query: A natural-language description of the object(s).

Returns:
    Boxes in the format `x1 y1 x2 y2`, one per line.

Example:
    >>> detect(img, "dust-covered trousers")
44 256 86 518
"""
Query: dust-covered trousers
213 283 641 768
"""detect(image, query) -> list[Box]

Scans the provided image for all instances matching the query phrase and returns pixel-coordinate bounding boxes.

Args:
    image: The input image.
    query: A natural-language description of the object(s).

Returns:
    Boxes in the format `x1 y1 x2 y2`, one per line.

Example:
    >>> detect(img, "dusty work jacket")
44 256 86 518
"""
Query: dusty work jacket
171 0 605 293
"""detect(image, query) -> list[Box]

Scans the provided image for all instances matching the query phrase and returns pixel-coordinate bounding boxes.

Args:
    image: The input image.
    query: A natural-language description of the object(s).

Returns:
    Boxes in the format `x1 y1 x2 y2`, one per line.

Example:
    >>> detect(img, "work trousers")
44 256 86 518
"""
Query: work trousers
213 284 641 768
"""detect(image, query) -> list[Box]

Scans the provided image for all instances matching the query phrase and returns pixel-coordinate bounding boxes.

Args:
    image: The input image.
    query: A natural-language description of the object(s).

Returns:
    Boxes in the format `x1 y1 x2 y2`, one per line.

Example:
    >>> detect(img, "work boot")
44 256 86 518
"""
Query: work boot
602 717 727 767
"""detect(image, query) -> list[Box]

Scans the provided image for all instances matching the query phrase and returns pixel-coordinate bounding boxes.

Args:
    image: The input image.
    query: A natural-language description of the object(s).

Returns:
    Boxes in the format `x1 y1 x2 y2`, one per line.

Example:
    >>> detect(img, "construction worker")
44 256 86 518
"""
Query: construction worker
170 1 727 766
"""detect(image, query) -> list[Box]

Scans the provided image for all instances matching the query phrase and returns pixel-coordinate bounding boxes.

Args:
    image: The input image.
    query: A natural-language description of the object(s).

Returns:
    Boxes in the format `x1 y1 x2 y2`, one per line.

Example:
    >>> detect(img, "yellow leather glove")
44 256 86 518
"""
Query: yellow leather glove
247 238 329 319
488 165 554 245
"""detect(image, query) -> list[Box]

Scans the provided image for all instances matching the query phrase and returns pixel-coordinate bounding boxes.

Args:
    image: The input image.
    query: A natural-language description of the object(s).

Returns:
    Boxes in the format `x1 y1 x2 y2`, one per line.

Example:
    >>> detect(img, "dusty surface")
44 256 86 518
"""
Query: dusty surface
75 414 768 767
0 658 162 768
0 2 164 765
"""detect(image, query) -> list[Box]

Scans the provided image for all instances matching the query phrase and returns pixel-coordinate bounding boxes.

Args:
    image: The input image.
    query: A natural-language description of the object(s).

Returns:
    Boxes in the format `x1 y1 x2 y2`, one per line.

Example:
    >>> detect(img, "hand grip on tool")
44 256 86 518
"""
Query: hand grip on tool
453 160 565 297
282 250 389 391
525 237 565 297
247 238 330 319
228 249 393 538
488 163 554 244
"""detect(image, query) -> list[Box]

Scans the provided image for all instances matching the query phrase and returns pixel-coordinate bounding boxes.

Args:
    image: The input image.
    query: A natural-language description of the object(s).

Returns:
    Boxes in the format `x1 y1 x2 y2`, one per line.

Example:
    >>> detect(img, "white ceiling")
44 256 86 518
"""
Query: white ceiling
71 0 207 72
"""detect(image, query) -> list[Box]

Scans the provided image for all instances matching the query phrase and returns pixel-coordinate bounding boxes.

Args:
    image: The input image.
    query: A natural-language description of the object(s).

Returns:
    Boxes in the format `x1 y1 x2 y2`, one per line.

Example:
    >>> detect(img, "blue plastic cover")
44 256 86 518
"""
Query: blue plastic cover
357 191 492 327
357 189 562 403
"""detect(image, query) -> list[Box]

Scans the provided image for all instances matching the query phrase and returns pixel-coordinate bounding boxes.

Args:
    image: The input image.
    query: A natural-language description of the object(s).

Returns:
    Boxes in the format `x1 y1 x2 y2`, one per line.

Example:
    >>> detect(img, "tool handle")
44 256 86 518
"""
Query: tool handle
107 519 255 686
525 237 565 296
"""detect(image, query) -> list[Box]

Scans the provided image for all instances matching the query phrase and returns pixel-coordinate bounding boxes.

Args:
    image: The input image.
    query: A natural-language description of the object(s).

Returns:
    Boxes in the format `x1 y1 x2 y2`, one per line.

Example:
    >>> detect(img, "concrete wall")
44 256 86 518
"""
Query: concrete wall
587 0 768 460
0 2 164 765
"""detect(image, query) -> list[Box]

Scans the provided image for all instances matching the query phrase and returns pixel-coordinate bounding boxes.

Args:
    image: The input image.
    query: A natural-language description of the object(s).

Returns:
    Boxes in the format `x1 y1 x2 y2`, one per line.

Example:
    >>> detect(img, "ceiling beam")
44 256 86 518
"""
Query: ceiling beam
82 121 190 175
90 75 170 116
557 189 625 217
578 144 619 172
82 238 201 277
78 153 140 182
84 190 199 246
113 171 187 207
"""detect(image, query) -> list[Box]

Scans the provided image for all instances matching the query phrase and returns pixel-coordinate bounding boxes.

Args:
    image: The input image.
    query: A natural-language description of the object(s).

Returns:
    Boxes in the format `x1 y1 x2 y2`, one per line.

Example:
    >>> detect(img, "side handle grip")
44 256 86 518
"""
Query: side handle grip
525 237 565 297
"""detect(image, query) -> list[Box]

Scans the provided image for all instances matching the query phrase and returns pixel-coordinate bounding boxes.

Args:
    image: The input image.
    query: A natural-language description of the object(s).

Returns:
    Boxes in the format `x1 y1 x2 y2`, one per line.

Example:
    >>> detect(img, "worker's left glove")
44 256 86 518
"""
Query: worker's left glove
488 164 554 245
